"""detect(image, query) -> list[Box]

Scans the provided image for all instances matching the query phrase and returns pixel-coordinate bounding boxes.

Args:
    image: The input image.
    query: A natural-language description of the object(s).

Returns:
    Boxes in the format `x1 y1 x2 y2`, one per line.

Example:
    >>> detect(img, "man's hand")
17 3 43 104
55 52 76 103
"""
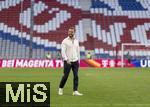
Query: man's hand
67 60 71 64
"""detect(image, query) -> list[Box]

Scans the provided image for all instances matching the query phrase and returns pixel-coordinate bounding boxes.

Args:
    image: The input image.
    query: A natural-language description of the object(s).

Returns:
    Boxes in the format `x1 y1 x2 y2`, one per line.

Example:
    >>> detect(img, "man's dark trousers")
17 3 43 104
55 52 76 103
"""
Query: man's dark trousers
59 60 79 91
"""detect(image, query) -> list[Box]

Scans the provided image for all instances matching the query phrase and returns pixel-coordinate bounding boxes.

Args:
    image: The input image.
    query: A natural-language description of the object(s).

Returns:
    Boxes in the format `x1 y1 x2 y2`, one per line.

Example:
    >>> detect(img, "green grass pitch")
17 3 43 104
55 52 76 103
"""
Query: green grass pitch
0 68 150 107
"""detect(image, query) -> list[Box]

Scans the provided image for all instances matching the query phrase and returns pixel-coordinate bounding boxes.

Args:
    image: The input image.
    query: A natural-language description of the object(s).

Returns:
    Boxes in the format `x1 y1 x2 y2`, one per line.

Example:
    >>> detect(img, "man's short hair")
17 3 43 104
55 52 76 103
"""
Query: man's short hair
69 27 75 31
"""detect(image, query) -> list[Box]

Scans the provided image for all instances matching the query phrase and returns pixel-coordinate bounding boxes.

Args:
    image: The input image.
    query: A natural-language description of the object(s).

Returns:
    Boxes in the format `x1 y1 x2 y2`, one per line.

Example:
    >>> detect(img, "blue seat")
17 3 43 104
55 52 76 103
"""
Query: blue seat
118 0 147 11
91 0 114 10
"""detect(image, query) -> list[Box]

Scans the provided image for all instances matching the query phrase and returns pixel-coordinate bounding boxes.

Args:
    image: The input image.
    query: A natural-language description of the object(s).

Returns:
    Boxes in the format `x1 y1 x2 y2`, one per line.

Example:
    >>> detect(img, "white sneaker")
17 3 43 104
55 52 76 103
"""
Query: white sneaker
58 88 63 95
73 91 83 96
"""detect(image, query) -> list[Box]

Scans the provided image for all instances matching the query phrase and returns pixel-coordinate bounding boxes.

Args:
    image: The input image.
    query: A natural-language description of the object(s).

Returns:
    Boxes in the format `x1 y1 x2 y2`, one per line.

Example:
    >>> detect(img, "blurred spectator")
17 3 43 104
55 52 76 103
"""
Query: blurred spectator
57 50 61 59
86 51 92 59
46 52 51 59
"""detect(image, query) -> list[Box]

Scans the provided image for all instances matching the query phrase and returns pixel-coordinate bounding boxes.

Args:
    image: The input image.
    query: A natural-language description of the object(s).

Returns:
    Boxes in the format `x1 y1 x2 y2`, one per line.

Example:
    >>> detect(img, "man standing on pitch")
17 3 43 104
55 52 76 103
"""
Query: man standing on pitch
58 27 83 96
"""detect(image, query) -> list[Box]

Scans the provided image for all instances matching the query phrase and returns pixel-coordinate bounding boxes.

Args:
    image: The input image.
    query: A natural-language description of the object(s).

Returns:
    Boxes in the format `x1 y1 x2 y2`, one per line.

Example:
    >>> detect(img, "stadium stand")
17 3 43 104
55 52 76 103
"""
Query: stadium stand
0 0 150 59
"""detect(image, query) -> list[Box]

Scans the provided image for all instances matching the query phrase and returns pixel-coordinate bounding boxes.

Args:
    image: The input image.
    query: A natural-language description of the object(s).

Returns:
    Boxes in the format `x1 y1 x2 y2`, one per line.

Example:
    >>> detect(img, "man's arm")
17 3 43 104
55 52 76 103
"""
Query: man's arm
77 41 80 63
61 40 68 61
